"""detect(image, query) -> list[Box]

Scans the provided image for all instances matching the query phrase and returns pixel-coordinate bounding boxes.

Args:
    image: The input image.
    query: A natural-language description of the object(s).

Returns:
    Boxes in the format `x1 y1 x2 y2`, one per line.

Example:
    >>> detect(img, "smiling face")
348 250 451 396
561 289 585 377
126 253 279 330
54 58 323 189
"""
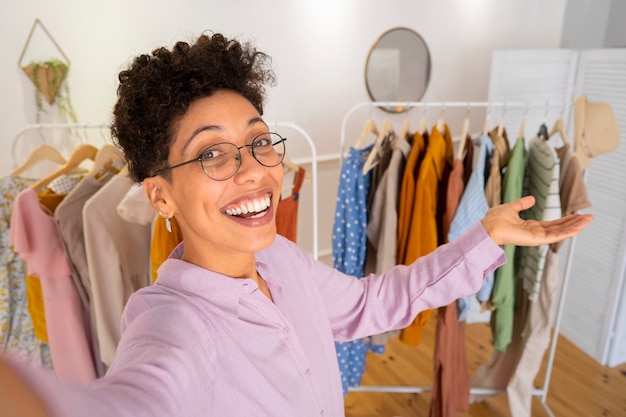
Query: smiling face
143 90 284 277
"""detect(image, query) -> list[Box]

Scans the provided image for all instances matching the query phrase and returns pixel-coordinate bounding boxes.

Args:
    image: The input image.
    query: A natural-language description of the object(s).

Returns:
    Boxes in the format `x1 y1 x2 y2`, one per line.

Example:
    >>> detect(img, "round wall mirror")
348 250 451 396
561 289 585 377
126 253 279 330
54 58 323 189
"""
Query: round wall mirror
365 27 431 110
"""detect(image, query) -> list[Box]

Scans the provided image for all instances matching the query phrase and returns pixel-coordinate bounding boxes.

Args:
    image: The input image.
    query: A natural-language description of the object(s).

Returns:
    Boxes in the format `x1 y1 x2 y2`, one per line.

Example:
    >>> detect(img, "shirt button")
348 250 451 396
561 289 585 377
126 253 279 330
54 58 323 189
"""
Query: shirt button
320 410 325 416
283 327 290 335
305 368 312 376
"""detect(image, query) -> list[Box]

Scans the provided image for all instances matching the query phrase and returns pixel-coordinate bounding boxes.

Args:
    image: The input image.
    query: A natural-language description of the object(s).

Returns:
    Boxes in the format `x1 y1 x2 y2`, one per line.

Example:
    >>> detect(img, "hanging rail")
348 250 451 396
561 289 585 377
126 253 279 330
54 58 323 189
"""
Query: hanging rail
339 100 570 164
342 100 575 417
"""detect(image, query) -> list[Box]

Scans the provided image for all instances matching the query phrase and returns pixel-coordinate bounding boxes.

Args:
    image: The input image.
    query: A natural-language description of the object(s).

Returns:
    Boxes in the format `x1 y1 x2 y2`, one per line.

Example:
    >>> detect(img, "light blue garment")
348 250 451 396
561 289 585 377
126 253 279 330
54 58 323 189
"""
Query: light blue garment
332 145 380 394
448 135 494 321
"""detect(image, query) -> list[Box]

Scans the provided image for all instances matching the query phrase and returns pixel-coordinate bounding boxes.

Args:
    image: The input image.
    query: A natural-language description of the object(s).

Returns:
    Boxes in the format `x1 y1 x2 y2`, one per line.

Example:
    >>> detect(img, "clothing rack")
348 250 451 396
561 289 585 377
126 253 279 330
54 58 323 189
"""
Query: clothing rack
11 123 111 169
11 121 319 261
340 101 578 417
268 121 319 260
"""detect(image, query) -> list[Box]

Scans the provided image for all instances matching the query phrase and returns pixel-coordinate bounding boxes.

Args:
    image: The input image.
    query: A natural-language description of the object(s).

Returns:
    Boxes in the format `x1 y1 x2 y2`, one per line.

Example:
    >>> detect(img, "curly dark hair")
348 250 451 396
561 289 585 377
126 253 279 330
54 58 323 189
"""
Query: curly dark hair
111 32 276 183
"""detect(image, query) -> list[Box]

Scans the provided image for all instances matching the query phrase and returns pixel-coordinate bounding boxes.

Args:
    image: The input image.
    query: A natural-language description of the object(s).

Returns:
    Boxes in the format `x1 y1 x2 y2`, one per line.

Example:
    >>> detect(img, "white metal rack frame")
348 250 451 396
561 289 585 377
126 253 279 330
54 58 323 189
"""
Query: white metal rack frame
340 101 578 417
11 121 319 261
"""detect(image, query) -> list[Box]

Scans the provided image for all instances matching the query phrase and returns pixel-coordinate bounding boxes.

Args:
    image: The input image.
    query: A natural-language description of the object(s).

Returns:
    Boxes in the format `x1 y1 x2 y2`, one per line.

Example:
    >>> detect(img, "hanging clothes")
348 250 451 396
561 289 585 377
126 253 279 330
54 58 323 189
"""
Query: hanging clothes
113 183 173 284
396 130 427 264
276 166 307 243
55 174 116 378
55 175 109 310
83 173 152 367
332 144 378 394
430 134 474 417
0 173 52 369
489 135 526 352
505 142 590 417
399 124 453 346
366 134 411 275
485 127 511 208
517 135 561 302
364 133 411 347
449 134 494 321
150 216 183 283
10 187 96 383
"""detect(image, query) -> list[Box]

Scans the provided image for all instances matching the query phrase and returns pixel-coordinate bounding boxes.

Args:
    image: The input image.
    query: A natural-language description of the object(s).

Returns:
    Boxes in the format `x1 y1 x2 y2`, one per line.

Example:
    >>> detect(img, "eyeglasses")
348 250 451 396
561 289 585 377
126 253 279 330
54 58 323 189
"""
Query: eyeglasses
152 132 287 181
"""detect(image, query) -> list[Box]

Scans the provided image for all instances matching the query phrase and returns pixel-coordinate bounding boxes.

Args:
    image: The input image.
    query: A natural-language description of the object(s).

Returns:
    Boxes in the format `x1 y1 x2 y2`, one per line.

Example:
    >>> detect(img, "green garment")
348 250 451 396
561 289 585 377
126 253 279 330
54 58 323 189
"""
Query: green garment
491 137 526 352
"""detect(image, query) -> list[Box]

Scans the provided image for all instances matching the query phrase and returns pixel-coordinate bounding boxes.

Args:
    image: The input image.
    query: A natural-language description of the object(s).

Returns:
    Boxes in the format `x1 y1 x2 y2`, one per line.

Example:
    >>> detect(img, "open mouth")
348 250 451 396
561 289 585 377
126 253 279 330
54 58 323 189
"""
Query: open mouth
223 195 271 219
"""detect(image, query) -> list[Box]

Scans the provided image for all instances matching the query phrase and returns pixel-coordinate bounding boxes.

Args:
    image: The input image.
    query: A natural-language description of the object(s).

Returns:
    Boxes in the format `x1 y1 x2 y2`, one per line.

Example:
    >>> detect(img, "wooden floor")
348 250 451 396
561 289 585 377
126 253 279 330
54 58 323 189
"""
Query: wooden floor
344 314 626 417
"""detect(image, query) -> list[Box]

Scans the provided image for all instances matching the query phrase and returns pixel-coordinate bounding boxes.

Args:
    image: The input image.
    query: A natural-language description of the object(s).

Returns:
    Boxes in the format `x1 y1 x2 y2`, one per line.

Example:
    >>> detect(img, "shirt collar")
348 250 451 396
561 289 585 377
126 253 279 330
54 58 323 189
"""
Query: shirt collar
154 241 281 318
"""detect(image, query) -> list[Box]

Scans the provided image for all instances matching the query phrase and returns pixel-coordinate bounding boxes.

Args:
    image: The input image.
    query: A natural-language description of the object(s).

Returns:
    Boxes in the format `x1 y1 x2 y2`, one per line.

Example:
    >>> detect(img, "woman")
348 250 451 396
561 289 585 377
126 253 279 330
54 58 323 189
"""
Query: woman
1 32 592 417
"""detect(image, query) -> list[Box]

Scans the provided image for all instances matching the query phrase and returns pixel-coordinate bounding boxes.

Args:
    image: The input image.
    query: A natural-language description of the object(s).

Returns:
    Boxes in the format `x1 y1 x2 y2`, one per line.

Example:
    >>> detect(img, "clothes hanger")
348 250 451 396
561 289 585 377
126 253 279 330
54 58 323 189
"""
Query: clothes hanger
496 106 506 137
517 103 528 139
417 107 427 136
456 117 470 160
355 118 378 149
30 144 98 191
436 105 445 135
517 118 526 139
89 144 124 179
362 118 393 175
400 118 411 140
117 164 129 177
548 117 569 145
12 144 66 176
482 108 491 136
282 155 312 181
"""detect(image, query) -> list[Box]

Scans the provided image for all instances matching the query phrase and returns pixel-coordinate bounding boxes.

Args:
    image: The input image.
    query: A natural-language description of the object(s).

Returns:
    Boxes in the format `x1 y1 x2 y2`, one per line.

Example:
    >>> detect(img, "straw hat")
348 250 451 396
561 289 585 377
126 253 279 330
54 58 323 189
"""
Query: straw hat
574 95 620 169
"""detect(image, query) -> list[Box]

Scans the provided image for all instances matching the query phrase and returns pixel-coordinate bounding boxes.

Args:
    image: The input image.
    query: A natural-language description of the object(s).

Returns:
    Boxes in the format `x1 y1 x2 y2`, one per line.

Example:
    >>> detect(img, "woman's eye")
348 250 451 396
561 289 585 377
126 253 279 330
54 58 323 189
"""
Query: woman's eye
253 137 272 148
200 148 221 160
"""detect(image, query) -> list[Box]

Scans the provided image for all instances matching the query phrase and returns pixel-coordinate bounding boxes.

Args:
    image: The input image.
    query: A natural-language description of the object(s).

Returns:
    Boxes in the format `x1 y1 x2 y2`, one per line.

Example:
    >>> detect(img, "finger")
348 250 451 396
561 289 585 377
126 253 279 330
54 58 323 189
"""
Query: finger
509 195 536 213
541 213 594 233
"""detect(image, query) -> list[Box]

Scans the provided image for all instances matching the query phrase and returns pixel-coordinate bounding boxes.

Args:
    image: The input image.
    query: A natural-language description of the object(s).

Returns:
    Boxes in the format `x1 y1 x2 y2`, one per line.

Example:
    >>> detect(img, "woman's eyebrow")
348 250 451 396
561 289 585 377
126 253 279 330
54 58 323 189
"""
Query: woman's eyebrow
181 117 268 153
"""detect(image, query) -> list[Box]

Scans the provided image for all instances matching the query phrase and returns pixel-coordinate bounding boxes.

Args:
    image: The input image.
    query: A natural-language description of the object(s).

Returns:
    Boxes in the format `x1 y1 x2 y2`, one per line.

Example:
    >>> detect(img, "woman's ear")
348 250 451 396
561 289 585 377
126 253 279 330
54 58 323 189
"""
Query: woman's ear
142 177 174 216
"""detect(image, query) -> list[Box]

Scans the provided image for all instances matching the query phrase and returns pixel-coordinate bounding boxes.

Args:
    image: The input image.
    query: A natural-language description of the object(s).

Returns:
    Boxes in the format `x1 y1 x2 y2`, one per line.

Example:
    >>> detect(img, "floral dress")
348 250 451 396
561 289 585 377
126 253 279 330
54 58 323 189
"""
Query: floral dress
0 173 52 368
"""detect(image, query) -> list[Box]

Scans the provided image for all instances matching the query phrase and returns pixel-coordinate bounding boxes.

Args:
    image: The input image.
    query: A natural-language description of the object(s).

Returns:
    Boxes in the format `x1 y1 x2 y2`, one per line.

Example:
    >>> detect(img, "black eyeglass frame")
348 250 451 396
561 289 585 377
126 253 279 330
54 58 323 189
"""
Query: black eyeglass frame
151 132 287 181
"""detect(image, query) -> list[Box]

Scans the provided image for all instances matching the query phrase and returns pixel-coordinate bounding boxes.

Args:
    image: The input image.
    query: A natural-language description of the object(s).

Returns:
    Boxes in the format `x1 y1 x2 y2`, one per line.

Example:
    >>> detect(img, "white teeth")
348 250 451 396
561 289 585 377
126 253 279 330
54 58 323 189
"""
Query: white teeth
225 195 271 217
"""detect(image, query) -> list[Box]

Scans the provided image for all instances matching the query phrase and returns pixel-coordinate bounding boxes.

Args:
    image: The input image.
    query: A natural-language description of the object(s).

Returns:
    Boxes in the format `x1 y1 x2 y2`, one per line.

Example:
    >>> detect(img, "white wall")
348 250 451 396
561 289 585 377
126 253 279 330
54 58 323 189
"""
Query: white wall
604 0 626 47
560 0 612 48
1 0 567 258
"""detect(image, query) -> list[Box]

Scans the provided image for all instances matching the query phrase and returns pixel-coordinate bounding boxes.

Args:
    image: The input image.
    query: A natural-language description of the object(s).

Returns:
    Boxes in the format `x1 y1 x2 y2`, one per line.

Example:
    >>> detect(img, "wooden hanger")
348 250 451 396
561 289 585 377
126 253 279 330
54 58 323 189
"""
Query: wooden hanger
90 144 124 179
496 117 505 137
456 118 470 160
362 119 394 175
400 118 411 140
117 164 129 177
12 144 66 176
354 119 378 149
517 118 526 139
31 144 98 191
482 114 490 136
548 118 569 145
436 116 445 135
417 107 427 136
282 155 312 181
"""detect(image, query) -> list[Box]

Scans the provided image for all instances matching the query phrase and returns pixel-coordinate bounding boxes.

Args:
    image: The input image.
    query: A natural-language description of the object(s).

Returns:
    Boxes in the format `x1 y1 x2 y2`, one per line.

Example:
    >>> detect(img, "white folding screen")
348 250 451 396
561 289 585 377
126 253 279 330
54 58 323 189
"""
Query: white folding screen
488 47 626 367
566 49 626 367
472 49 579 325
488 49 579 138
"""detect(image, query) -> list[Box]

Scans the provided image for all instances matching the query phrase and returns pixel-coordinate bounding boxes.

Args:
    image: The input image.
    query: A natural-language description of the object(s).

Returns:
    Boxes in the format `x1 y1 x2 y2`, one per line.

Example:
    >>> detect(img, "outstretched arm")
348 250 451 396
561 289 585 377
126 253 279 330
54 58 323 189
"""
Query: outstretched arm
0 357 51 417
481 195 594 246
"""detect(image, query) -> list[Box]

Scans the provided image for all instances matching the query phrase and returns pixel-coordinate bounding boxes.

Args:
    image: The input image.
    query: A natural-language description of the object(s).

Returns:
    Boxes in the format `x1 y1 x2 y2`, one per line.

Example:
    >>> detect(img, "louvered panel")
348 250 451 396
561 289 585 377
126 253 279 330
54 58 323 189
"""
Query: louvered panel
561 49 626 366
489 50 578 144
